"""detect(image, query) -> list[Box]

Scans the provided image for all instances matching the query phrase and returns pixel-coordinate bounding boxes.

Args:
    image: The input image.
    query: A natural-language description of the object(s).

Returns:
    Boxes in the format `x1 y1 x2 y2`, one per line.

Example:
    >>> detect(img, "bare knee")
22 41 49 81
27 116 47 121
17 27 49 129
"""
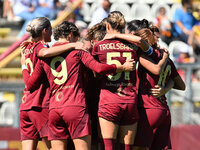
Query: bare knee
51 139 67 150
22 140 38 150
73 135 91 150
119 122 138 144
42 137 52 150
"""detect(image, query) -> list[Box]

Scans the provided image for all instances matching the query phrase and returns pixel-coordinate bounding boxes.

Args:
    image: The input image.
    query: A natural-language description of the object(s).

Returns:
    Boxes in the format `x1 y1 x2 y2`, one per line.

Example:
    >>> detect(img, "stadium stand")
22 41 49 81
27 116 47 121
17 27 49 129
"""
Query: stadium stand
80 2 91 22
158 39 169 49
168 40 194 62
151 3 171 20
130 3 152 21
0 102 15 125
110 3 132 22
192 82 200 102
121 0 137 4
169 3 182 20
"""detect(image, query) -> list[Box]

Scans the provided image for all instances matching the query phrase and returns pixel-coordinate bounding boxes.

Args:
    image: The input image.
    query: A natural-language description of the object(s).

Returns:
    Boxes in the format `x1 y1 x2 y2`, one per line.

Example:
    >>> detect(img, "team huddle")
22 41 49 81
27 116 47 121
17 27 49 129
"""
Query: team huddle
20 11 185 150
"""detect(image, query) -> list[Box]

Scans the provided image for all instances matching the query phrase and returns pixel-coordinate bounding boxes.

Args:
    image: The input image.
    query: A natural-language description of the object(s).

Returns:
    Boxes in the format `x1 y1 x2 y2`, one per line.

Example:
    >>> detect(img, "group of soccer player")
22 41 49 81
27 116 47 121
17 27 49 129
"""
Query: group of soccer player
20 10 185 150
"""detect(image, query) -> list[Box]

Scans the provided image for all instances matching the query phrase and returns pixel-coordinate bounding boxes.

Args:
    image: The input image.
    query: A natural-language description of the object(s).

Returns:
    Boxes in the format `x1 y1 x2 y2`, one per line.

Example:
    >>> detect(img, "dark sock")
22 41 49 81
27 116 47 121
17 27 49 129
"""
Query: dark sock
100 139 116 150
120 143 133 150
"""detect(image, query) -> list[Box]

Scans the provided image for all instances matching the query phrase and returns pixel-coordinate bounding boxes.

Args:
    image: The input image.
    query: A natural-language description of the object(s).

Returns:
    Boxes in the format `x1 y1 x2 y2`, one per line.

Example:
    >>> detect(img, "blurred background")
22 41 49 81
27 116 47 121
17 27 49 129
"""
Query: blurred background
0 0 200 149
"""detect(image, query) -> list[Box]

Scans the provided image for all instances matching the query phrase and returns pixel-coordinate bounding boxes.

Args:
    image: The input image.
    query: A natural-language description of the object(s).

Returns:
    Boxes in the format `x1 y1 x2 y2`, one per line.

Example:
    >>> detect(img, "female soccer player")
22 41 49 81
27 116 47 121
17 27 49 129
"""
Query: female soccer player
20 17 87 150
84 19 109 149
124 24 185 150
20 17 52 150
21 20 135 150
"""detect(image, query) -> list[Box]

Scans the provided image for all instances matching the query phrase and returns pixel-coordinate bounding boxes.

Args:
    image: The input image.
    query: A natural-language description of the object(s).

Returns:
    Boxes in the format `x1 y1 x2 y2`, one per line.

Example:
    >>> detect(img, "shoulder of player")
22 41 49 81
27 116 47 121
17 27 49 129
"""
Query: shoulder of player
35 41 49 49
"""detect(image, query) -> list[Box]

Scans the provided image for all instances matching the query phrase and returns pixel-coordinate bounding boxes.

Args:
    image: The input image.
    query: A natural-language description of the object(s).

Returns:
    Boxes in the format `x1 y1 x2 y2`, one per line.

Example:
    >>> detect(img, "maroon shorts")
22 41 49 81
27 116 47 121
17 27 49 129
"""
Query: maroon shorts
48 106 91 140
134 108 171 150
20 108 49 140
98 103 139 125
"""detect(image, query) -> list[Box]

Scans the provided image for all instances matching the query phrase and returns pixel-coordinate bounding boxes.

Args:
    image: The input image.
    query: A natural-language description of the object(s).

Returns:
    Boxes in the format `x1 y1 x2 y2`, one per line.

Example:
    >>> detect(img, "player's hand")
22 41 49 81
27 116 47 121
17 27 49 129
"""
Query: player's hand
75 42 88 51
162 49 169 59
21 49 26 65
20 39 33 50
83 41 92 52
123 59 136 71
150 85 166 98
162 48 170 55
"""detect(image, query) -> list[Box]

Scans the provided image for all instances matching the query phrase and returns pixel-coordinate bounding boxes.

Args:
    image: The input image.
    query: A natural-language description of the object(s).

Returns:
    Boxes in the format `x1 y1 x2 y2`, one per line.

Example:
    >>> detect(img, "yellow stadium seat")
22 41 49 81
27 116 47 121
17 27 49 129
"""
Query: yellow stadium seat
0 28 11 39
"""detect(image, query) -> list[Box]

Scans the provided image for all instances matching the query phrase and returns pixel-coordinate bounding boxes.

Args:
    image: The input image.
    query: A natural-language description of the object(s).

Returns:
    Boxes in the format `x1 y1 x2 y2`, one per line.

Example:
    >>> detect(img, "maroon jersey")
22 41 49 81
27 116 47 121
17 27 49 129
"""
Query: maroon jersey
21 42 50 110
92 39 140 105
23 42 117 110
138 50 179 109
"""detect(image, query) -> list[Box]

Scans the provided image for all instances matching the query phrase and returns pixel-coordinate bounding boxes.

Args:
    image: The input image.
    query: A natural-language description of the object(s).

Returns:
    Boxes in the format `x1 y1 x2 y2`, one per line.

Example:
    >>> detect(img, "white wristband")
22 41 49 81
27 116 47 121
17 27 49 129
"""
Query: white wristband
21 64 27 71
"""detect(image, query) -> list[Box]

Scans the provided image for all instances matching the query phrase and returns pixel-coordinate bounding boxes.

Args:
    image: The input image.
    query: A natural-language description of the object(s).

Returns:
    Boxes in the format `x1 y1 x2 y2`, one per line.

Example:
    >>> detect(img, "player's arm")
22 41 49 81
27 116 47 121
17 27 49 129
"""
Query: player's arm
22 63 43 92
139 51 169 75
38 42 85 57
170 59 186 90
81 51 134 74
104 33 153 54
21 53 43 91
172 75 185 90
151 74 185 98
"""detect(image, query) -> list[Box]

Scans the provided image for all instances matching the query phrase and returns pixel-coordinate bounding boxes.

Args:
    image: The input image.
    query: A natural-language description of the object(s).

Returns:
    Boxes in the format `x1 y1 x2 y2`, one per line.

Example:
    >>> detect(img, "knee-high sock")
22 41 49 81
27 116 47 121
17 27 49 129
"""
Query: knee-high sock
100 139 116 150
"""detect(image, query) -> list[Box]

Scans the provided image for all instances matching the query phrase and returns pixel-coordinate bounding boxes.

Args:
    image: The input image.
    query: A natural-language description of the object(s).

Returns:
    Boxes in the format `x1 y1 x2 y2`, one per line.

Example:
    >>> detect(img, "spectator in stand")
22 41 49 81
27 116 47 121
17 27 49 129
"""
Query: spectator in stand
176 43 195 81
89 0 111 28
5 0 39 38
176 44 195 64
33 0 56 20
173 0 197 43
188 20 200 59
57 0 84 23
2 0 11 19
153 7 172 45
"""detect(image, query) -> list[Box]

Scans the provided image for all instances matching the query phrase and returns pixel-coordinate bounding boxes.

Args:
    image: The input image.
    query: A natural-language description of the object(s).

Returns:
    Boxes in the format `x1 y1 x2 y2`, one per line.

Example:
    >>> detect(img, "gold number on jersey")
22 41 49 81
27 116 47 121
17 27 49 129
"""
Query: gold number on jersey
158 65 171 86
25 58 33 75
50 56 67 85
107 52 132 81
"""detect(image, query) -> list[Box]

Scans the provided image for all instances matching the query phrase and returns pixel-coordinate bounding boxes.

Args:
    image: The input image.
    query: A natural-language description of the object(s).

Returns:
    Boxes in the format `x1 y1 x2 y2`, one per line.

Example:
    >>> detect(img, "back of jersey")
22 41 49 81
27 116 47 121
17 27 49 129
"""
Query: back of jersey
92 39 139 105
41 43 86 110
21 42 50 110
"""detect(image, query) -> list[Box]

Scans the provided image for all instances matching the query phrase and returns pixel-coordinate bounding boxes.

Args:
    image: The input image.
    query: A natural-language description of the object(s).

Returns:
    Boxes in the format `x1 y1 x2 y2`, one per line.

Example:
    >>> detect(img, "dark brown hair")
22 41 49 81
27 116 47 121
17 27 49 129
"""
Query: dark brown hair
86 18 107 41
53 21 80 41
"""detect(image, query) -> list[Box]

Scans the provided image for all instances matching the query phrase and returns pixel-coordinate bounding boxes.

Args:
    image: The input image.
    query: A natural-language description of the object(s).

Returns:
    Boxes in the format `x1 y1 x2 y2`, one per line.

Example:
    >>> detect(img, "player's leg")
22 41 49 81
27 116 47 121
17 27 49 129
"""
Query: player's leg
51 139 67 150
73 135 91 150
99 117 119 150
150 110 171 150
65 106 92 150
20 110 40 150
21 140 38 150
118 103 139 150
133 146 149 150
48 109 69 150
42 137 52 150
118 122 137 149
33 108 51 149
133 108 155 150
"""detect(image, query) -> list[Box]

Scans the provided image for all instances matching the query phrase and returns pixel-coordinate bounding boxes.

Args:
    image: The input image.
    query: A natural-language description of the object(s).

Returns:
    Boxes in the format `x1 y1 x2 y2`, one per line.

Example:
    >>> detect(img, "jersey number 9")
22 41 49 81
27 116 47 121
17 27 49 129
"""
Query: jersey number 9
50 56 68 85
